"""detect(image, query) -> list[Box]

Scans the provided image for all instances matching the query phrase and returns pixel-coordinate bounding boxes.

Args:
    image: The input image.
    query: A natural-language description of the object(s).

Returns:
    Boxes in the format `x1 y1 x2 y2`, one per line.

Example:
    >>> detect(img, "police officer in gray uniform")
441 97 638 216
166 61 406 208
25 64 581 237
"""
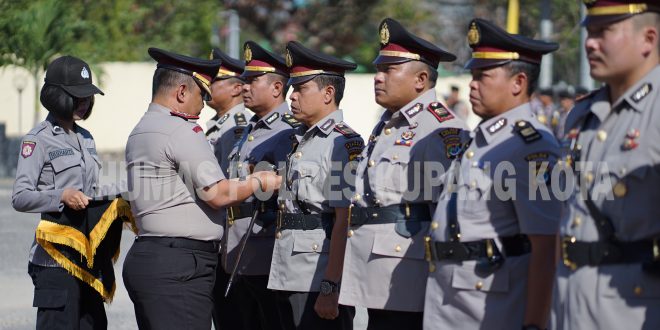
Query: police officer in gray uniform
123 48 280 330
424 19 561 330
267 41 362 329
338 18 467 329
12 55 107 330
206 48 251 175
224 41 297 330
205 47 251 330
553 2 660 329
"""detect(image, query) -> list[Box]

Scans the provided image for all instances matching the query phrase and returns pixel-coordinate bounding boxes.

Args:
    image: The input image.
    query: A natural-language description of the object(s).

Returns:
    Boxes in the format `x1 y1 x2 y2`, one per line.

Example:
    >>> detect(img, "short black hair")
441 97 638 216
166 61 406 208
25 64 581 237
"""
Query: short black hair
312 75 346 106
503 61 540 97
152 68 195 97
266 73 290 96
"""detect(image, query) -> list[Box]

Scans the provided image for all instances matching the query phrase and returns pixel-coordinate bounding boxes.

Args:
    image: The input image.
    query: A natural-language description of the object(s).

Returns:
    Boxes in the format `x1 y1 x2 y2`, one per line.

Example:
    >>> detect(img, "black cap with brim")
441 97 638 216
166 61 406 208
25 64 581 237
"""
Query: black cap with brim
240 41 289 79
210 48 245 80
61 84 104 98
373 18 456 69
44 55 105 98
581 1 660 26
465 18 559 70
148 47 221 96
285 41 357 86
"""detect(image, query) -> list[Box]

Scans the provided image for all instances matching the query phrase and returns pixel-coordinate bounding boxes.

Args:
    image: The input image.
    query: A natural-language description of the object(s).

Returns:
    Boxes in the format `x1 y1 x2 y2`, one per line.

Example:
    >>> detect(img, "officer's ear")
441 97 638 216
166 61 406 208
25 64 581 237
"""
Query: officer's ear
510 71 528 97
322 84 335 105
411 62 429 91
271 78 284 98
175 83 188 103
230 80 243 98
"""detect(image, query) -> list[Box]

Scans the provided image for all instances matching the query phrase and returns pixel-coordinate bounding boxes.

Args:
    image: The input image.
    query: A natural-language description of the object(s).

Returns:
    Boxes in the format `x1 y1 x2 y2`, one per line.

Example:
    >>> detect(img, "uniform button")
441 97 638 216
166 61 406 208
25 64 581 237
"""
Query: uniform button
395 245 402 252
368 160 375 167
384 128 392 135
372 213 378 218
280 203 286 210
228 219 234 226
619 167 627 176
374 199 381 205
429 263 436 273
597 130 607 142
248 135 254 142
393 154 399 160
347 229 354 237
634 285 643 296
431 222 439 230
571 216 582 228
470 180 477 189
237 164 243 169
312 244 319 251
475 281 484 290
466 151 474 159
353 194 361 201
613 181 627 197
276 231 282 239
584 172 594 184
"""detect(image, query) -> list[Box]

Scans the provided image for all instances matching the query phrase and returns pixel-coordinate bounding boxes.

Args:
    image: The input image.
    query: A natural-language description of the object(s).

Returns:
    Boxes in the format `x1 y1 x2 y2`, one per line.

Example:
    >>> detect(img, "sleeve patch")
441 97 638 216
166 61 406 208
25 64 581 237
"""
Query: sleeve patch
427 102 454 123
345 140 364 161
439 128 463 159
21 141 36 158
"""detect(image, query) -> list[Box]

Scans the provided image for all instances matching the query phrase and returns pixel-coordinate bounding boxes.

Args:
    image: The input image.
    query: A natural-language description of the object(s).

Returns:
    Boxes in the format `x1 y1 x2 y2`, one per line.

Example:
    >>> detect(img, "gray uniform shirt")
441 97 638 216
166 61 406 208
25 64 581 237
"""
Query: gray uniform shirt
268 110 364 292
205 103 251 175
13 114 103 267
339 89 468 312
125 103 226 241
552 66 660 330
223 102 298 275
424 103 562 330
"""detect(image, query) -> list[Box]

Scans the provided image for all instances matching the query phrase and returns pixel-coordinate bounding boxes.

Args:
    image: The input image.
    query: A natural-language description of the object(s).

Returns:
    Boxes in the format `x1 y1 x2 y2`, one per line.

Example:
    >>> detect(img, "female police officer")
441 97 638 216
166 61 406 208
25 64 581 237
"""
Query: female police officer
12 55 108 329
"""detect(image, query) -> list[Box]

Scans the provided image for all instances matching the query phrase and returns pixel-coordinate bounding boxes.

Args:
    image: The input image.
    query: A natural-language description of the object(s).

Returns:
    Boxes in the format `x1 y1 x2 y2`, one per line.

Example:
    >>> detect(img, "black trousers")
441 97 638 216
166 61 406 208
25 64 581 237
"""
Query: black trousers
122 239 217 330
29 263 107 330
367 308 423 330
238 274 285 330
275 290 355 330
212 261 245 330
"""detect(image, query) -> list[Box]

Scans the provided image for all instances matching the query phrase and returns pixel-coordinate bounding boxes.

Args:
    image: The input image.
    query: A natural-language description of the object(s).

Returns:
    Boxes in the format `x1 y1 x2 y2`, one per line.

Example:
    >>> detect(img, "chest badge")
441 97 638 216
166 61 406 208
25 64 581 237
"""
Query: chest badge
621 128 640 151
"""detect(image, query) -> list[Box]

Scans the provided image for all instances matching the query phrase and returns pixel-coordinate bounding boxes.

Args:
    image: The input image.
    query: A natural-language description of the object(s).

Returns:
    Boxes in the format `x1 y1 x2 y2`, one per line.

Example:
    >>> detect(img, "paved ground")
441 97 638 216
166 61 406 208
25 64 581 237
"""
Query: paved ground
0 174 368 329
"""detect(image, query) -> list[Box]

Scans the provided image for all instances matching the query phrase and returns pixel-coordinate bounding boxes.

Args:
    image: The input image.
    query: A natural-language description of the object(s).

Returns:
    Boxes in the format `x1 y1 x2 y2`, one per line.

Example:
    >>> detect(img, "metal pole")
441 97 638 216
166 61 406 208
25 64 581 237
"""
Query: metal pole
507 0 520 34
539 0 553 88
18 90 22 134
226 10 240 59
579 4 595 89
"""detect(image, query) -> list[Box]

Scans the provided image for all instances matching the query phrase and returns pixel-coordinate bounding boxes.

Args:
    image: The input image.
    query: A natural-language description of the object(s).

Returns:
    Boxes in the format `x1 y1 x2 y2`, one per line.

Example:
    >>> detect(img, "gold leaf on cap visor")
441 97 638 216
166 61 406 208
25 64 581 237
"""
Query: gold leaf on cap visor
379 50 421 60
472 51 520 60
587 3 647 15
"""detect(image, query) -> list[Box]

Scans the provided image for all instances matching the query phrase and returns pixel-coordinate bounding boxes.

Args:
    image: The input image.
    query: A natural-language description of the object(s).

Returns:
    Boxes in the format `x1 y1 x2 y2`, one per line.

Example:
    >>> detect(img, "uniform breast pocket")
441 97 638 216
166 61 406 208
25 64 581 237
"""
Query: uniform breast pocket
292 231 330 254
460 168 493 218
372 151 412 193
294 162 321 201
371 231 425 260
50 155 82 188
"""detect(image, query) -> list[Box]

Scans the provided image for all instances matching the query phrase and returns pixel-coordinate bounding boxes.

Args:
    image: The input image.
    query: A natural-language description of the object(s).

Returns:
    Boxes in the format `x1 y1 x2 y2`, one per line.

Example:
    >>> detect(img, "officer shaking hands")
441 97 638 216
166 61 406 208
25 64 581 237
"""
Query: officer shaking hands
423 18 561 330
123 48 279 330
267 41 363 330
553 1 660 329
339 18 467 330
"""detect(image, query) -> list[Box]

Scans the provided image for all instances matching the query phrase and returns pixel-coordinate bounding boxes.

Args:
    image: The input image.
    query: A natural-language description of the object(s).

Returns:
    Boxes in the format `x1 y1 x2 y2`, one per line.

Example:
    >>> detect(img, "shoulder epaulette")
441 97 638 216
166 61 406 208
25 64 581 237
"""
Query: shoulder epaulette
427 102 454 123
334 122 360 138
514 120 541 143
282 113 301 128
234 113 248 126
27 122 48 136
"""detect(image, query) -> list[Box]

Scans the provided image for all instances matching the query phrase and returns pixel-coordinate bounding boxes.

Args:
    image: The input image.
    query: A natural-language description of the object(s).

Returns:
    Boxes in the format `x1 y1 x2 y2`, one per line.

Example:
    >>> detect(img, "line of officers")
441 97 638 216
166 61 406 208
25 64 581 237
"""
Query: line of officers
17 0 660 329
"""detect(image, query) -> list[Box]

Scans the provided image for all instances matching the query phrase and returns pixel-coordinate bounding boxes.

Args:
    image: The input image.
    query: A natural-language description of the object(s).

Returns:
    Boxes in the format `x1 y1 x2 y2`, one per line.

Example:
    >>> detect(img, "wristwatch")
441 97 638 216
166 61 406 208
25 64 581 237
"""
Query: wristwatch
319 279 339 296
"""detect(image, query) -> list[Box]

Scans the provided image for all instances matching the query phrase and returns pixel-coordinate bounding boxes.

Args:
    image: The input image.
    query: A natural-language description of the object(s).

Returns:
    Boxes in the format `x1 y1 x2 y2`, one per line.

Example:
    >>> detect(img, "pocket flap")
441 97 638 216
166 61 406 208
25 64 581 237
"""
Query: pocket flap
371 232 425 259
296 161 320 178
451 265 509 293
33 288 67 308
292 231 330 253
51 155 80 173
379 150 411 165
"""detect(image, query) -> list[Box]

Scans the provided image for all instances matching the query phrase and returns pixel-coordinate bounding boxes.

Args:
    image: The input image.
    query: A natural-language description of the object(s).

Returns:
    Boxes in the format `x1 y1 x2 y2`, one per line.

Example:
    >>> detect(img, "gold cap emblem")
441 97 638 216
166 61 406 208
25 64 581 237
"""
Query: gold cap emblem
209 49 214 60
244 45 252 62
380 22 390 45
285 49 293 68
467 22 480 46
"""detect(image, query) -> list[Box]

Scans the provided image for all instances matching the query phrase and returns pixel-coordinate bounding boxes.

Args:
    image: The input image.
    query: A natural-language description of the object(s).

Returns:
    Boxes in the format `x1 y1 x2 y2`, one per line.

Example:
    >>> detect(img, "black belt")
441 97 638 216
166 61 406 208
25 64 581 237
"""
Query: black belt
136 236 220 253
279 213 335 231
349 204 431 226
227 201 278 226
562 236 659 269
429 235 531 262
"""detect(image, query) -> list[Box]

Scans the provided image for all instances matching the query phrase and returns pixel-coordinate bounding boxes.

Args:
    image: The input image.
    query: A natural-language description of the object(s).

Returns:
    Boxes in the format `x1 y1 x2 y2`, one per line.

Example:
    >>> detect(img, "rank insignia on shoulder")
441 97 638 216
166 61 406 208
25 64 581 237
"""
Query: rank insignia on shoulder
218 113 230 125
344 140 364 161
404 103 423 118
427 102 454 123
170 111 200 121
334 122 360 138
281 113 301 127
21 141 36 158
266 112 280 125
394 139 412 147
400 130 415 141
192 125 203 133
631 83 652 103
487 118 507 135
514 120 541 143
234 113 248 126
